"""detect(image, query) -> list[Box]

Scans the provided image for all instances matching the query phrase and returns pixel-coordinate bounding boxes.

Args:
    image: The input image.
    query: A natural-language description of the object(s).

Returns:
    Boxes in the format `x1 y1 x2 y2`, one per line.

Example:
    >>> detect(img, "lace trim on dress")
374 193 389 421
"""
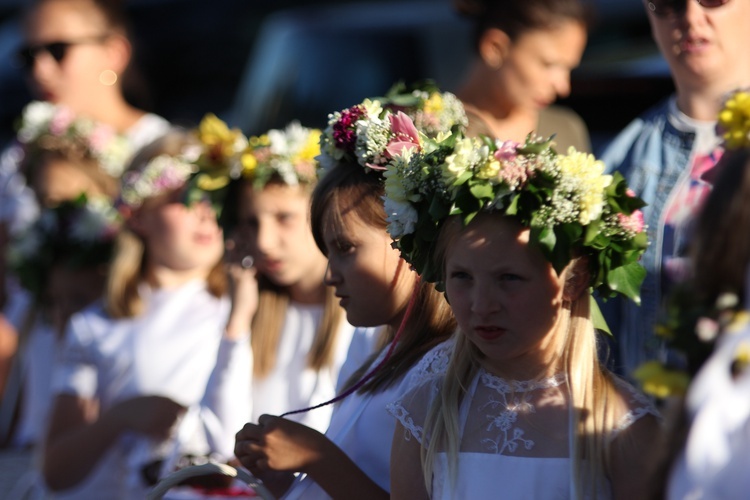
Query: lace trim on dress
479 371 566 454
406 340 453 391
611 377 660 438
388 401 425 444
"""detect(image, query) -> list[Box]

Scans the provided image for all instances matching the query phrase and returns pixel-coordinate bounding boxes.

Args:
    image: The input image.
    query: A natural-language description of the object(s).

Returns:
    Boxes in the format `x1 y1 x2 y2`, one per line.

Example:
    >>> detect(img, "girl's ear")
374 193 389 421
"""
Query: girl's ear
478 28 511 70
103 33 132 76
563 257 590 302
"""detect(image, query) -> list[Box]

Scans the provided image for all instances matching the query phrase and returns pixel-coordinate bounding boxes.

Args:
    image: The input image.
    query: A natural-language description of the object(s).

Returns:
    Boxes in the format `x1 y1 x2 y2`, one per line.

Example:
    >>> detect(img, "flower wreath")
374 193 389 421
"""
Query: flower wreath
316 82 467 176
240 121 322 188
17 101 132 179
382 129 649 309
7 194 121 300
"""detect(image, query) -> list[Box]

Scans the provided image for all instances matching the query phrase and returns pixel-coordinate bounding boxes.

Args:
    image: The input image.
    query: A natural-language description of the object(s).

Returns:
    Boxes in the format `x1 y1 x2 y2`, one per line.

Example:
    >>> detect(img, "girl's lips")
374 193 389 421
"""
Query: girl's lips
474 326 506 341
261 259 283 272
679 37 709 54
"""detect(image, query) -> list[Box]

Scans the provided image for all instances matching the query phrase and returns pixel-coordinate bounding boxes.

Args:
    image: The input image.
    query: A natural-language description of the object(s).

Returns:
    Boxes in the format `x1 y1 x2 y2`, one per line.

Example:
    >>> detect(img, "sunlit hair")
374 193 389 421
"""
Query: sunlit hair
454 0 589 51
233 178 346 378
105 131 225 319
421 214 622 498
310 163 456 393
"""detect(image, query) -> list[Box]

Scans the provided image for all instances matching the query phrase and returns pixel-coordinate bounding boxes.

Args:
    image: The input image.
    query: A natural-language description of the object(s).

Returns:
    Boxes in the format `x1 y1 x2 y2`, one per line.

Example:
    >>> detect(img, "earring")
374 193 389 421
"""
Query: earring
99 69 118 86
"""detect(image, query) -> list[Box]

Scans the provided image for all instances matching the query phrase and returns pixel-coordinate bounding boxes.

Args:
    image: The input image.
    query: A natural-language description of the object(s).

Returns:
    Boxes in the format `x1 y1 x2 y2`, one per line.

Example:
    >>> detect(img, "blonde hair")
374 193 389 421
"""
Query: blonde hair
105 130 226 319
310 163 456 393
421 215 622 498
251 274 344 378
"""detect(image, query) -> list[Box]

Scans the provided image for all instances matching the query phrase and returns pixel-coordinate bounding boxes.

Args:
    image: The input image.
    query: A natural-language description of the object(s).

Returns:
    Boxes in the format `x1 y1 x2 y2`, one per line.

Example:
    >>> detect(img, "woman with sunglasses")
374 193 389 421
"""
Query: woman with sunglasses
599 0 750 378
0 0 169 317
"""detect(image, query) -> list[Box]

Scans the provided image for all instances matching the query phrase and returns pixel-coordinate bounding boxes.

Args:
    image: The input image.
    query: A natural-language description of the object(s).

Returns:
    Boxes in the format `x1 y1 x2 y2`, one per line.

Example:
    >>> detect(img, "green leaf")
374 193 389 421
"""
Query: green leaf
469 182 493 200
607 262 647 305
590 295 612 335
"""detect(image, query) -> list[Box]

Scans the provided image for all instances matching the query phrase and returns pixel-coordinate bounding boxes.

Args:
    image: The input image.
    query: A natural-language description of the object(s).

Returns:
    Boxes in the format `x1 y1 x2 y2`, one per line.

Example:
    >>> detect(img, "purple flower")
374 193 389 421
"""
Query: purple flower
332 105 366 152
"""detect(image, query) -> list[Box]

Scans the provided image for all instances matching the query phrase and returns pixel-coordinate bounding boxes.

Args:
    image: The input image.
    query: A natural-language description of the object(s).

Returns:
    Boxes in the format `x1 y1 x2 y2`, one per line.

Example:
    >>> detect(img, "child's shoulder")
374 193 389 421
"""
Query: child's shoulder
607 374 661 438
405 337 455 392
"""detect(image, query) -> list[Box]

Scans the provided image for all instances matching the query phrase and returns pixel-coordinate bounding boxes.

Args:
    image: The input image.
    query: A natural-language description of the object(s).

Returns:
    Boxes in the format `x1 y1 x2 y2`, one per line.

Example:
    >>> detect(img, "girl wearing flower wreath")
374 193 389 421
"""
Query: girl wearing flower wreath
41 127 252 499
454 0 591 152
384 131 659 498
234 91 465 499
219 118 380 434
1 0 170 311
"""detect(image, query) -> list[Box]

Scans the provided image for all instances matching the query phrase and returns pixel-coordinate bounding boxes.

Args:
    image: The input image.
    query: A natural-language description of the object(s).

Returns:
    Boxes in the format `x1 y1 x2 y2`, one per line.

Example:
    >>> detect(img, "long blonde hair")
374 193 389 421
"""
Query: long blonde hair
105 131 226 319
226 178 345 379
421 215 622 498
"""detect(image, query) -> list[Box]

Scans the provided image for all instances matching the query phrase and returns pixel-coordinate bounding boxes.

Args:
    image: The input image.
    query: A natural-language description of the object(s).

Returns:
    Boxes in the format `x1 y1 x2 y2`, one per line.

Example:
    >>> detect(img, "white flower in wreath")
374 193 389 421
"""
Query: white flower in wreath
384 197 418 239
17 101 56 143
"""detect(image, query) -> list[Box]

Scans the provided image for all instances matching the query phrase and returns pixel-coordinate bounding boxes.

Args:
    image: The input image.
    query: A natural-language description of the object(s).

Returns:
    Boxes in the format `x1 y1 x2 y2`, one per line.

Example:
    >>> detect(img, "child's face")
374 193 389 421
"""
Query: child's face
322 207 415 328
236 183 327 292
32 157 104 207
444 215 567 378
136 193 223 275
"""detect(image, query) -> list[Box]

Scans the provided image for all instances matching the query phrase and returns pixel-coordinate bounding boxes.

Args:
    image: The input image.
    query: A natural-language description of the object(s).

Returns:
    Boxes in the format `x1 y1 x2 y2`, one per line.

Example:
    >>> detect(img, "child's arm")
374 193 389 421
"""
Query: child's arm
43 393 184 490
608 413 662 500
235 414 389 500
390 420 429 500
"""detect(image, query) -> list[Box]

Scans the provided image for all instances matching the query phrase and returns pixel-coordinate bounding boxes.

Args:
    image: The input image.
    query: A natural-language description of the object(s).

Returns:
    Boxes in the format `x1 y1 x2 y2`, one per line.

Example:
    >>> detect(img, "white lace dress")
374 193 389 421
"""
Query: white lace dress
388 343 658 499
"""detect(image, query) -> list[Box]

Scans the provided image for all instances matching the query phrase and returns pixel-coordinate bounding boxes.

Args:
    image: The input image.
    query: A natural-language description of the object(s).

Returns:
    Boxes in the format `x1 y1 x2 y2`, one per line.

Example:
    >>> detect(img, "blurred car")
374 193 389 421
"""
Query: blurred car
228 0 675 152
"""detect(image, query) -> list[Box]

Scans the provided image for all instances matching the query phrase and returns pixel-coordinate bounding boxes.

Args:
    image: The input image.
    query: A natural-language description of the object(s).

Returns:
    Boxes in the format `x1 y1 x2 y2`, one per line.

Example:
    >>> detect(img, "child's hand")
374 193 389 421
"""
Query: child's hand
110 395 186 439
235 414 329 474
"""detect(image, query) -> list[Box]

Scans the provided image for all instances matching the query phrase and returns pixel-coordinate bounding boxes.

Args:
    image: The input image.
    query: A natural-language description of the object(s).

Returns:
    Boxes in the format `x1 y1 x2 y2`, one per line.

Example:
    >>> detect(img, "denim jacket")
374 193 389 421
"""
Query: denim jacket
599 97 696 377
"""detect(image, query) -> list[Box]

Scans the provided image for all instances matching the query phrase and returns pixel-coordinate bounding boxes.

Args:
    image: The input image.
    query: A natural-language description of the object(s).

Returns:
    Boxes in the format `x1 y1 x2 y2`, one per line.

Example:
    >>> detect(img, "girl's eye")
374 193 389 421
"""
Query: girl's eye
500 273 523 282
277 213 294 224
449 271 471 280
334 240 354 254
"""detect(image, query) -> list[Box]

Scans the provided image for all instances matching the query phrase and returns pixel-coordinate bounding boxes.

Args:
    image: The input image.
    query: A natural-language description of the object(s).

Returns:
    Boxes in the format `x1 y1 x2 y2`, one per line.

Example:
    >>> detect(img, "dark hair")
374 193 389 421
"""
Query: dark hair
691 148 750 306
454 0 590 52
25 0 130 35
310 164 456 393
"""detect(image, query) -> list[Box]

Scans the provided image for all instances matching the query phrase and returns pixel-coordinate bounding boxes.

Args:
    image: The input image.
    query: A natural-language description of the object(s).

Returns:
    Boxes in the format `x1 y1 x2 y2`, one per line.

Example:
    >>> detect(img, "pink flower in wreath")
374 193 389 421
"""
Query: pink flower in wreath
618 189 645 234
88 124 115 153
385 111 421 159
49 107 75 135
494 140 520 162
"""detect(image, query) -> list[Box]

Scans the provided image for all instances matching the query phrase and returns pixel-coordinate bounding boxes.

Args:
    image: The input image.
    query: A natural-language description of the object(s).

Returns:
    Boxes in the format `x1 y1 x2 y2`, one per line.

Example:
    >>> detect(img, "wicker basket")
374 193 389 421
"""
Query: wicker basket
146 462 275 500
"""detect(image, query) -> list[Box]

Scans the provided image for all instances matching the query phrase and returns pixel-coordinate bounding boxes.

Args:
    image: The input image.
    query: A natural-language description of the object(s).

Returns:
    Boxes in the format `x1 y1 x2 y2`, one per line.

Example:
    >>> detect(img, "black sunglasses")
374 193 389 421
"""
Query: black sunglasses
647 0 730 17
16 35 109 69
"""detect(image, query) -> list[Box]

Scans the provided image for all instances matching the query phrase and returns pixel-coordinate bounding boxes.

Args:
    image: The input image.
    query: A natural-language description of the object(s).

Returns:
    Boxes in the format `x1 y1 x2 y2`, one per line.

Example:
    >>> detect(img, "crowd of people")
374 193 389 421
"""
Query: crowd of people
1 0 749 498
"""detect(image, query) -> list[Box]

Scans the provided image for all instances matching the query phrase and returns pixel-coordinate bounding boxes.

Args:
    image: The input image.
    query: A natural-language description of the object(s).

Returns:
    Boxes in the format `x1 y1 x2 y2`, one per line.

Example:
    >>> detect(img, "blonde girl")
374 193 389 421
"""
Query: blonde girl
385 132 660 498
42 128 253 499
224 119 376 433
234 90 464 499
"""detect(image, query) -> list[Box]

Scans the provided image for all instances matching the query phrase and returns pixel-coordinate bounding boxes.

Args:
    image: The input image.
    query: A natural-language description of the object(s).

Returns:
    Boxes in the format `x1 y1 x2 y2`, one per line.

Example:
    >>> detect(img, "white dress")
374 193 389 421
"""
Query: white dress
281 339 453 499
250 302 379 433
49 279 252 500
389 343 658 499
667 321 750 499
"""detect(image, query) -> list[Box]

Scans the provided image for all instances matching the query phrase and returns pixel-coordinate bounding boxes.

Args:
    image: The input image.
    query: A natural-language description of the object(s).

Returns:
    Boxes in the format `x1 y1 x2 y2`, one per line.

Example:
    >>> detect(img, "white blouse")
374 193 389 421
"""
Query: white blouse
50 279 252 500
250 302 379 433
282 339 453 500
389 342 658 499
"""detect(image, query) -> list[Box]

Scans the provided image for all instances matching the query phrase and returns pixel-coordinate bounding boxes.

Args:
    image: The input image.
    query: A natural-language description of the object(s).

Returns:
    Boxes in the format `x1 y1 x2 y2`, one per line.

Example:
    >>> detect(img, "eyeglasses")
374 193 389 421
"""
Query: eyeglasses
15 35 109 69
646 0 730 18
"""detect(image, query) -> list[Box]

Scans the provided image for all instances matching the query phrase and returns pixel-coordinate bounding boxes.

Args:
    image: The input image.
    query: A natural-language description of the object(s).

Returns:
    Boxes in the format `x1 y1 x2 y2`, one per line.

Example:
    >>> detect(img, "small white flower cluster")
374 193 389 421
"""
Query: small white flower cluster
17 101 133 178
249 121 321 186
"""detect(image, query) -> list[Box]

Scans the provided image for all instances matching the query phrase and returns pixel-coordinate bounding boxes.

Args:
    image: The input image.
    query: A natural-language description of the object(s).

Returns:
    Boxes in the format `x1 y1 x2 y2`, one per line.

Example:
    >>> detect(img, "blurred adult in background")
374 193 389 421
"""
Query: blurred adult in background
0 0 169 313
600 0 750 377
454 0 591 152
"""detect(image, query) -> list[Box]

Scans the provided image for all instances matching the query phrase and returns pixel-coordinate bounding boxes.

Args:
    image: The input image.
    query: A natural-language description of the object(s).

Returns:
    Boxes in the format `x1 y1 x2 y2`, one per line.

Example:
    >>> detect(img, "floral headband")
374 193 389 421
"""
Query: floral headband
241 121 321 188
117 114 249 216
316 82 467 176
718 89 750 150
7 195 121 300
382 128 649 306
17 101 132 178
